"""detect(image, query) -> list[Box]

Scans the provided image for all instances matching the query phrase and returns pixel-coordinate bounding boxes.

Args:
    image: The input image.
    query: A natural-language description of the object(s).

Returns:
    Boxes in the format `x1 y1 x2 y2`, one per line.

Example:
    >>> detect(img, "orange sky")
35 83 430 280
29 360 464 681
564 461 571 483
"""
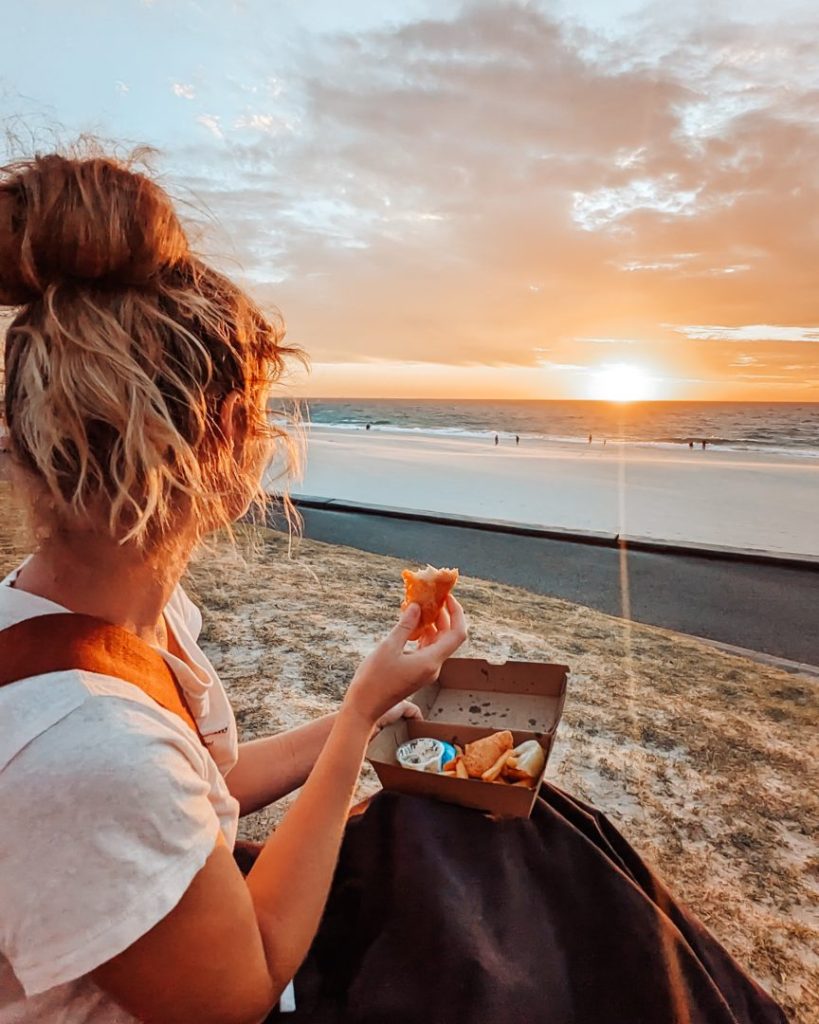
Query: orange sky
4 1 819 401
236 5 819 402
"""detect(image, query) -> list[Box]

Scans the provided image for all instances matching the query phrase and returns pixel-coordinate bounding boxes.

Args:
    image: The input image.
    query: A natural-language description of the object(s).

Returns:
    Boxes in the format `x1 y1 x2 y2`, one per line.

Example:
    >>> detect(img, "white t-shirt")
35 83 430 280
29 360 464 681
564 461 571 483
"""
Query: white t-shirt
0 563 241 1023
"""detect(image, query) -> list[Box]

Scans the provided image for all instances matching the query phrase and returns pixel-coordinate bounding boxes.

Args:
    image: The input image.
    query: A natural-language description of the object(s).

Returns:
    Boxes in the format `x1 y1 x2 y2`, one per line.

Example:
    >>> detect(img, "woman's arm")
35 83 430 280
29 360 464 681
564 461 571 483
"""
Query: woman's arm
227 714 338 815
229 701 423 815
91 598 466 1024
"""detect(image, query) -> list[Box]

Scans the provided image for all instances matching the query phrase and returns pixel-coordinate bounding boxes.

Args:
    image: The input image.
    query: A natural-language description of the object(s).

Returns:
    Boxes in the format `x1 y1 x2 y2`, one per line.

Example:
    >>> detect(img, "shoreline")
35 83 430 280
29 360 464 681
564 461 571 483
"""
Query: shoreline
304 421 819 461
281 426 819 557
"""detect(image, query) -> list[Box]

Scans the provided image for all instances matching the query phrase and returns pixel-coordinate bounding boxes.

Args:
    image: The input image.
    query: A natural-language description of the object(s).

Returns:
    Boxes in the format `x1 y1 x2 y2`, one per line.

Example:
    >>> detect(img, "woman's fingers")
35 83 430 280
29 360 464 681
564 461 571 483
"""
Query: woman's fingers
444 595 466 639
421 597 467 661
374 699 424 732
387 602 421 651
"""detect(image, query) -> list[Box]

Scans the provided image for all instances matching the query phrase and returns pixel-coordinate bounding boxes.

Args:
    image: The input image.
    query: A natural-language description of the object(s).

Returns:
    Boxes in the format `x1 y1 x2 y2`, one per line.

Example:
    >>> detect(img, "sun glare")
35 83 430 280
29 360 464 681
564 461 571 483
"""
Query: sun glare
588 363 657 402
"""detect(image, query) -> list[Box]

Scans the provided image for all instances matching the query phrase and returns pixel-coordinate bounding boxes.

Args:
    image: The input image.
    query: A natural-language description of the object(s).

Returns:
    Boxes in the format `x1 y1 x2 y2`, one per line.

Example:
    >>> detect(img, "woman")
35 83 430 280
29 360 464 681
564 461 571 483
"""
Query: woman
0 152 783 1024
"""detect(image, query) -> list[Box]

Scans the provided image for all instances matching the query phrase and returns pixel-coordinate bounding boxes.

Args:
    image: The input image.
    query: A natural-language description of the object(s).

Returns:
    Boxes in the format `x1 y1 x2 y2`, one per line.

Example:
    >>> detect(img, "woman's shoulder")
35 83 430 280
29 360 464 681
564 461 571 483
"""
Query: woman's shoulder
0 668 209 784
0 676 225 1000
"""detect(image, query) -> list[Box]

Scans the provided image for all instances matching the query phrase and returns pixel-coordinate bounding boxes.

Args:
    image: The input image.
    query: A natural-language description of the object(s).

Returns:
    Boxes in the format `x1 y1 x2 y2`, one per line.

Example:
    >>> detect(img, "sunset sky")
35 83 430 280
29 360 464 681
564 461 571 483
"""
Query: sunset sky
3 0 819 400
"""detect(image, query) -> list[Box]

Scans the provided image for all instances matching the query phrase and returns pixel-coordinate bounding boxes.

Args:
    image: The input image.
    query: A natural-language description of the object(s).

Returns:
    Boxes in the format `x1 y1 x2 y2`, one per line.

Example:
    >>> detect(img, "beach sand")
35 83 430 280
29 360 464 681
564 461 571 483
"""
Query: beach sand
291 427 819 556
1 484 816 1022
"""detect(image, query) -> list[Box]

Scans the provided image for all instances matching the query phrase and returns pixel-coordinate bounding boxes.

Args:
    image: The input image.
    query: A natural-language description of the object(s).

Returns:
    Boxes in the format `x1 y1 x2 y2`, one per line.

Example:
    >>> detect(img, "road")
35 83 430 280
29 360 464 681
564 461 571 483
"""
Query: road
273 504 819 667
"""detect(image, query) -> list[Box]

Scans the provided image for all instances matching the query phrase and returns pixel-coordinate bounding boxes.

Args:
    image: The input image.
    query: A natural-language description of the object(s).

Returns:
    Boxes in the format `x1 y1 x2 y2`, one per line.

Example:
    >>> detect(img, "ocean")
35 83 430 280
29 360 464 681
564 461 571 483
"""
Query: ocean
289 400 819 459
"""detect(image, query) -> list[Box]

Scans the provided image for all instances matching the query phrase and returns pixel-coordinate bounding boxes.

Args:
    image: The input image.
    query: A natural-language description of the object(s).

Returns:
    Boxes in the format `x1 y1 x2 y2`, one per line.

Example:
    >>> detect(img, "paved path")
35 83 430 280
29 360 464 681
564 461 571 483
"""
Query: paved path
278 505 819 667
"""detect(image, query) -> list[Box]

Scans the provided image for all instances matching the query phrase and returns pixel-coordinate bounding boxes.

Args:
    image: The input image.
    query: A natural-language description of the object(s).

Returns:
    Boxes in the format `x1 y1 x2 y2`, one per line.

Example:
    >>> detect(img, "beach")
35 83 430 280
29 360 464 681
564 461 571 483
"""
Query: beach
2 482 816 1021
288 427 819 556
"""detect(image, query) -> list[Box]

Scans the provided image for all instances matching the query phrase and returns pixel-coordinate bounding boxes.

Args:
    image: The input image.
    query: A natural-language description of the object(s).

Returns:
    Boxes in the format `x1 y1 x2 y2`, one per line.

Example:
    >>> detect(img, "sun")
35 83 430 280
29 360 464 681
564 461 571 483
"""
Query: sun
587 363 657 402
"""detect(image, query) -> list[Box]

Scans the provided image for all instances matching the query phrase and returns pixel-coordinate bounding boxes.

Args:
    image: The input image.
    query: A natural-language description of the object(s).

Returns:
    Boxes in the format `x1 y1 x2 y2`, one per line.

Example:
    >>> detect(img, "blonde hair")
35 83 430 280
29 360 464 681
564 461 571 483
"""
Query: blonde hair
0 148 302 546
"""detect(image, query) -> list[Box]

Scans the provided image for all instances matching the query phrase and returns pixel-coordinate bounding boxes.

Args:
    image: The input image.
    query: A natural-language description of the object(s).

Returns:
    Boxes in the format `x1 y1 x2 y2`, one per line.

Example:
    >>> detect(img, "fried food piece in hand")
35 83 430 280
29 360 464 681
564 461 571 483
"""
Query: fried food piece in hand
401 565 459 641
462 730 513 778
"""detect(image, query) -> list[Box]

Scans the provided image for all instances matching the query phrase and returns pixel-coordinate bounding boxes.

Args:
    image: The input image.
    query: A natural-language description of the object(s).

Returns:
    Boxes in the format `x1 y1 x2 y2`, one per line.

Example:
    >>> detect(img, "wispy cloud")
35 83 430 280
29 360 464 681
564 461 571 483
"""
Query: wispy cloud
172 82 196 100
577 338 639 345
233 112 295 135
196 114 223 139
672 325 819 342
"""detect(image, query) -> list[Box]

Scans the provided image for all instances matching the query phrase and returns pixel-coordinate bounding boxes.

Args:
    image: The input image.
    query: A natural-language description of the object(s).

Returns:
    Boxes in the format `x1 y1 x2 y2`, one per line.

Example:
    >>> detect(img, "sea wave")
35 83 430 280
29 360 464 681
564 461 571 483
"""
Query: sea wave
303 420 819 458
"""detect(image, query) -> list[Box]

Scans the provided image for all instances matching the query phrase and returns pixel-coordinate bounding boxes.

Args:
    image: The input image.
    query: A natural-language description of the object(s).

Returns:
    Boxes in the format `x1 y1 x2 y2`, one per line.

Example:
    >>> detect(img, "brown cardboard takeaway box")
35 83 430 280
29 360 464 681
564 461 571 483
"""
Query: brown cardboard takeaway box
366 657 568 818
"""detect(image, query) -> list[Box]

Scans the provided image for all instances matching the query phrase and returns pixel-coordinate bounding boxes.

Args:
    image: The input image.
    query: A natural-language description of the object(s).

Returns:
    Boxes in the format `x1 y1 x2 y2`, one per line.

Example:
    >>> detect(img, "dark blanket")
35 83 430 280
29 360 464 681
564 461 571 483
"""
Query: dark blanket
266 784 785 1023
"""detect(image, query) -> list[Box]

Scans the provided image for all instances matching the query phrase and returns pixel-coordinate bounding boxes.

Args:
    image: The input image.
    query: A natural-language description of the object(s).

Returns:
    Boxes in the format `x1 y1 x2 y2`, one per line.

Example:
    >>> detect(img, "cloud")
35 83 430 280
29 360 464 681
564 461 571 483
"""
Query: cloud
538 361 588 372
577 338 638 345
172 82 196 100
196 114 223 139
672 325 819 342
159 2 819 385
233 112 296 135
115 81 129 94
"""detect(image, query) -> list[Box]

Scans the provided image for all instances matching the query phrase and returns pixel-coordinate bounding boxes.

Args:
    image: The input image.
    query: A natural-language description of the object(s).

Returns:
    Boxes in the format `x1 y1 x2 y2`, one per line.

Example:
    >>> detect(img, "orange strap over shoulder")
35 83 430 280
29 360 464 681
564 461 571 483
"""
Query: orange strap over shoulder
0 612 203 742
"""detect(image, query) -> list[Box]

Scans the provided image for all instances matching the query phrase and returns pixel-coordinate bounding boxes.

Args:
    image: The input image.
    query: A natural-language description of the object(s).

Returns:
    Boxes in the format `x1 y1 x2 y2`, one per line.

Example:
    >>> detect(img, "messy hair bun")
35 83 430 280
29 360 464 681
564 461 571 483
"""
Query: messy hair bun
2 147 301 546
0 153 189 304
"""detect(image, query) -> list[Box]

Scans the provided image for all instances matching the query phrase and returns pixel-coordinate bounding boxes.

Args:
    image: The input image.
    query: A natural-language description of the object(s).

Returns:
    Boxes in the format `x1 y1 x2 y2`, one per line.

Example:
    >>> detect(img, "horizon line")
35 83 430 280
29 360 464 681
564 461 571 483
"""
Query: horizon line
282 396 819 405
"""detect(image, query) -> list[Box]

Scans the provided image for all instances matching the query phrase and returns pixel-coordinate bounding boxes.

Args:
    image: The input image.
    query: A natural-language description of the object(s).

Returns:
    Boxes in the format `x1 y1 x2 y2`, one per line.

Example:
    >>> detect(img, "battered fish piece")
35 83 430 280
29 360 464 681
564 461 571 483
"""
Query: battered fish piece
401 565 459 641
462 730 513 778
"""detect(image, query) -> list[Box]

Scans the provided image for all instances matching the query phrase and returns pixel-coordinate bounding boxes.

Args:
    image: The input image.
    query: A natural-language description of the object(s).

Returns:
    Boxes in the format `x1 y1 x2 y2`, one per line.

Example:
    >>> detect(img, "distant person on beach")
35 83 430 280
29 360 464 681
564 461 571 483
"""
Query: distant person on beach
365 422 371 431
0 150 784 1024
515 434 520 445
689 440 694 449
494 433 499 446
702 439 707 450
603 438 607 447
588 433 592 444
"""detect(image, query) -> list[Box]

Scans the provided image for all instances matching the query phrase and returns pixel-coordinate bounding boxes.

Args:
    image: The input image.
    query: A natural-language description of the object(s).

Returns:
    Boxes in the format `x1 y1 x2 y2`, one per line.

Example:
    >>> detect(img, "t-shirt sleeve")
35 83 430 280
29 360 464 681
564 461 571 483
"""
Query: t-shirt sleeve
0 697 222 996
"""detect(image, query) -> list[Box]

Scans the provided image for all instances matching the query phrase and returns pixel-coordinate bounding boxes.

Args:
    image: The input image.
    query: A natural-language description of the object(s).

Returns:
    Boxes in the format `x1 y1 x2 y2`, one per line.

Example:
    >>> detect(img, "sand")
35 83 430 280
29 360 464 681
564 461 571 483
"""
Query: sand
290 427 819 556
1 484 816 1022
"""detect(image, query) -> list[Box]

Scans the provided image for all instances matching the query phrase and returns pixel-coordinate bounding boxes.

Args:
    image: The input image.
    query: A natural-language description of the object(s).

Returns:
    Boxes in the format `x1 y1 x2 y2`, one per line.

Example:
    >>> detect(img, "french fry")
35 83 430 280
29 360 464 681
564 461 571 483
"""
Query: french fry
455 758 469 780
481 749 514 783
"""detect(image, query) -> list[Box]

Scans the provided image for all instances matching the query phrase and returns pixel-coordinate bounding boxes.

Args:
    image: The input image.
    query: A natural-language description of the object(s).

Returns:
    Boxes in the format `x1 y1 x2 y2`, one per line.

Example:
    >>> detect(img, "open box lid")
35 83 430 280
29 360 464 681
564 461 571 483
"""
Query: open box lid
411 657 568 736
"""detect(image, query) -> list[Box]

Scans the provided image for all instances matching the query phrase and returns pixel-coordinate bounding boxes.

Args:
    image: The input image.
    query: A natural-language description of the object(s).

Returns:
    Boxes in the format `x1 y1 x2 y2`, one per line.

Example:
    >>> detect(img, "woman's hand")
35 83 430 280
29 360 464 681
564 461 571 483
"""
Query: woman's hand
372 699 423 737
344 595 467 728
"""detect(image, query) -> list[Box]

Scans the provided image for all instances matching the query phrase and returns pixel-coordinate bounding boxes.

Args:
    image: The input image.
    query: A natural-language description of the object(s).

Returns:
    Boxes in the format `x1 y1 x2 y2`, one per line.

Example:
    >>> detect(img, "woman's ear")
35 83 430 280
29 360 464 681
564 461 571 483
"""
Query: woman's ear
219 391 246 449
